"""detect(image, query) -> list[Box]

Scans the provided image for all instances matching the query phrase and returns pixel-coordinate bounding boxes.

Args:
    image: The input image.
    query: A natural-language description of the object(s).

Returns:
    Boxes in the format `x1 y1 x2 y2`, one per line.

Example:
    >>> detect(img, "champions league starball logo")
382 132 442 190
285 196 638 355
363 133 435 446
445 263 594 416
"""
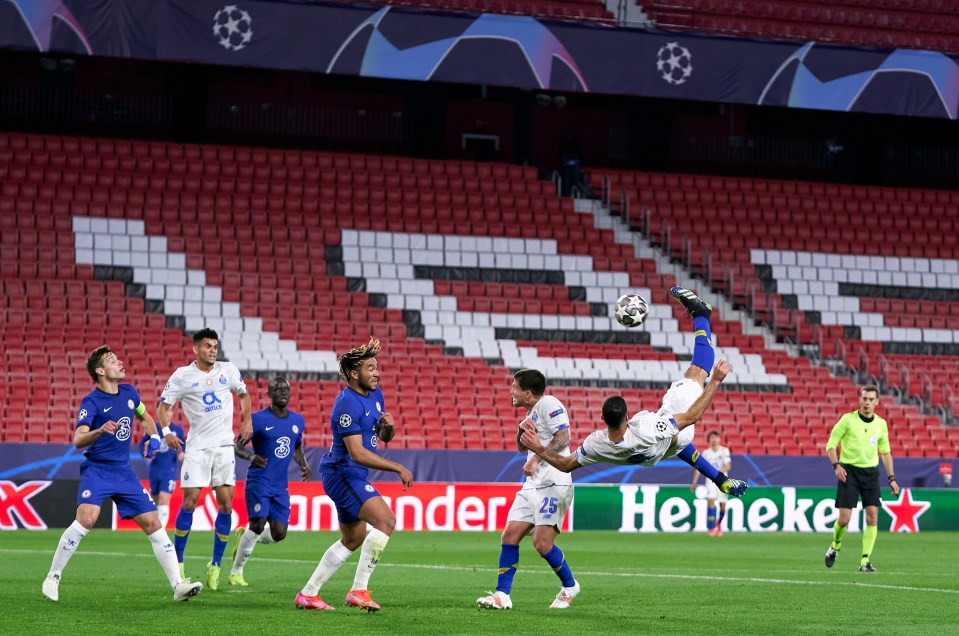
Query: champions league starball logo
656 42 693 86
213 5 253 51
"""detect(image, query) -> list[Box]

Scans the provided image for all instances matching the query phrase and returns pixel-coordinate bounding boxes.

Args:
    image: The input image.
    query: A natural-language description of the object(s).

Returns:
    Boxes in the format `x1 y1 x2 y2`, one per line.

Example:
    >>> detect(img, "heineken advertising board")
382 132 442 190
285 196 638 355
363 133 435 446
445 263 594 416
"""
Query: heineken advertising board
571 486 955 533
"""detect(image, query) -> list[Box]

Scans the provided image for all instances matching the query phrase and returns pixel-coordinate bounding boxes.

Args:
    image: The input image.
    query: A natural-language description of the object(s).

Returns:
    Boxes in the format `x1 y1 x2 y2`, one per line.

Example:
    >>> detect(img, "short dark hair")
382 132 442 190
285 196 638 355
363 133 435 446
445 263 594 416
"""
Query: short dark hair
602 396 628 428
707 430 720 440
268 375 290 391
193 328 219 344
514 369 546 397
86 345 113 383
338 337 381 379
860 384 879 397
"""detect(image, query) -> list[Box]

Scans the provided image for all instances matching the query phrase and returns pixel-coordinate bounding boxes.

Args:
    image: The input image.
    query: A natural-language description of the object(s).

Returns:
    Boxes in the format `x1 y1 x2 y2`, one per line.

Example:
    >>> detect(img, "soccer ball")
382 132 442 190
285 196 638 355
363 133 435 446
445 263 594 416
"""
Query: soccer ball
614 294 649 328
213 5 253 51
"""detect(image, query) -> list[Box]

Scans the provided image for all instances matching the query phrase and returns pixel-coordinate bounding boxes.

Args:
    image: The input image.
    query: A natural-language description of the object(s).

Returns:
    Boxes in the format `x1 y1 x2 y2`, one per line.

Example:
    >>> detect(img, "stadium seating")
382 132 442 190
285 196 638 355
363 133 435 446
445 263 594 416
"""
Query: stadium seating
643 0 959 53
593 169 959 438
2 131 957 457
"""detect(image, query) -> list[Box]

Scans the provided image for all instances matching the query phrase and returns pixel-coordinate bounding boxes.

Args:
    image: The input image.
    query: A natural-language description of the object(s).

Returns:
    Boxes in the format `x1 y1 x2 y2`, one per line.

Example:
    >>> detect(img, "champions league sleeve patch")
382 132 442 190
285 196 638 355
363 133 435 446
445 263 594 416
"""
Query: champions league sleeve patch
338 414 352 428
550 408 566 418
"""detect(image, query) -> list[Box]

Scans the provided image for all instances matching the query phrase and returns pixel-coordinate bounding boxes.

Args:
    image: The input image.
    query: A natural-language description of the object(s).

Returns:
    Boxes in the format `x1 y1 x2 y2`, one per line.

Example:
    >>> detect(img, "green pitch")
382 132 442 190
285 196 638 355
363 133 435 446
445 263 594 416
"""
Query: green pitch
4 530 957 635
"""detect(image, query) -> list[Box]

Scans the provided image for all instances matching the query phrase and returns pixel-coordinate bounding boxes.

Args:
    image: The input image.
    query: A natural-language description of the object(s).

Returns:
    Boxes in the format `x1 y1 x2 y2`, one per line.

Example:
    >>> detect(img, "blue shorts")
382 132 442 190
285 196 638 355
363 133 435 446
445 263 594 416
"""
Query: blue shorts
78 462 157 520
321 471 380 525
149 475 177 497
244 482 291 525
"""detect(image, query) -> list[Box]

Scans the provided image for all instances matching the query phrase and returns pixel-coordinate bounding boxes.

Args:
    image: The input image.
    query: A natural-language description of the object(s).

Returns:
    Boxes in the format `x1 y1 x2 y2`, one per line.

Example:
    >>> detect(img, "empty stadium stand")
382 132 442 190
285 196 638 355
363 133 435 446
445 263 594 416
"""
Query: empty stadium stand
644 0 959 53
2 131 957 458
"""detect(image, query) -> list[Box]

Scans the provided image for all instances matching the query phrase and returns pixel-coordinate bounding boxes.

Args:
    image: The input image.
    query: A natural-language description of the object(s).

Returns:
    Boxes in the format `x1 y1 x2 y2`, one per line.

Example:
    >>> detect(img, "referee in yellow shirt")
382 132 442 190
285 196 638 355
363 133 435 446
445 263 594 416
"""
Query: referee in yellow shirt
824 385 900 572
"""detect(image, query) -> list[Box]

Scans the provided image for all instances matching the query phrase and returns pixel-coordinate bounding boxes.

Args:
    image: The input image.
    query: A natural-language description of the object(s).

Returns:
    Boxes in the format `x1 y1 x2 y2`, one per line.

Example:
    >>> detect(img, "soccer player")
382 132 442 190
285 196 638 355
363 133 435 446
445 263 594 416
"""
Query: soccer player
41 345 202 602
228 375 312 586
690 430 732 536
141 421 186 530
520 288 748 500
295 338 414 612
824 385 899 572
157 328 252 591
476 369 579 611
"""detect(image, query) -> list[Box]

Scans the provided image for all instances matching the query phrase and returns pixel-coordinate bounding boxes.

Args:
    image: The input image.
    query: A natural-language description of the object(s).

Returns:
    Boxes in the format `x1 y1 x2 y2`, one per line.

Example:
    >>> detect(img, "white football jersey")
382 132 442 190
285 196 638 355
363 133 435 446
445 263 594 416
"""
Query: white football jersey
574 411 679 467
702 445 731 471
159 361 247 450
523 395 573 488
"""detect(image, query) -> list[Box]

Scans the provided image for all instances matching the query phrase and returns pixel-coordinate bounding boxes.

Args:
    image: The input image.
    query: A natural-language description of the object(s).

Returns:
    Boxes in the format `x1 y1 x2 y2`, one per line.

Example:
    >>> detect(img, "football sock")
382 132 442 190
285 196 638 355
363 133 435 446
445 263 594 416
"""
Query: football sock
690 316 715 373
257 522 275 544
353 528 390 590
231 529 260 574
173 508 194 563
303 540 354 596
211 511 232 567
496 543 521 594
678 444 724 486
832 522 847 551
717 506 726 526
707 505 716 530
148 529 181 587
157 504 170 530
540 544 575 588
861 525 877 564
49 520 88 576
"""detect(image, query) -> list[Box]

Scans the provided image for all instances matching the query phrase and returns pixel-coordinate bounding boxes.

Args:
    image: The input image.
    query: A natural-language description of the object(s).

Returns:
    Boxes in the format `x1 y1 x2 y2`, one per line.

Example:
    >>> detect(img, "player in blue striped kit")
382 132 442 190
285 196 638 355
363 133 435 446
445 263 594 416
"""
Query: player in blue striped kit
42 345 202 602
141 422 186 530
228 376 311 586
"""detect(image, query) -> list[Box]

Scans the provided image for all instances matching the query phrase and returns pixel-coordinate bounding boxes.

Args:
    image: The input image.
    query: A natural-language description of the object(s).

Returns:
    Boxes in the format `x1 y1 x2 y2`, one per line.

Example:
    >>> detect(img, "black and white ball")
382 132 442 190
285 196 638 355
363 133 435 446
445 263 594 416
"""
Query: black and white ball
614 293 649 328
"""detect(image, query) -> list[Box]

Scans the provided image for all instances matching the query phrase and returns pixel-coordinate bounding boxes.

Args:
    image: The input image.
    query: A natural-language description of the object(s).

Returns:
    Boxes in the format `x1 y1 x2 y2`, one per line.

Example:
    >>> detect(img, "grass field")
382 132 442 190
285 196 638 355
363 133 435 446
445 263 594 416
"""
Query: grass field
4 530 958 635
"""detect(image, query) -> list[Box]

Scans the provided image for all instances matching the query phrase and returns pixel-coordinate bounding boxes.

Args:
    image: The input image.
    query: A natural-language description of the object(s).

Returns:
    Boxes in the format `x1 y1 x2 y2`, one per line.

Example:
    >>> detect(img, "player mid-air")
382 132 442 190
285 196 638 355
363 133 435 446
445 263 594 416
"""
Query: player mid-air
521 288 748 498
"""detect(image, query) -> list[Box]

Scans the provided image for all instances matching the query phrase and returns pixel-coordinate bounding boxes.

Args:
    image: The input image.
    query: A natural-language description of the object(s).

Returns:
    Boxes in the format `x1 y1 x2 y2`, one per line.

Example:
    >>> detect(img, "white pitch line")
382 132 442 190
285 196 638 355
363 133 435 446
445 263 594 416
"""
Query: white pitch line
4 548 957 595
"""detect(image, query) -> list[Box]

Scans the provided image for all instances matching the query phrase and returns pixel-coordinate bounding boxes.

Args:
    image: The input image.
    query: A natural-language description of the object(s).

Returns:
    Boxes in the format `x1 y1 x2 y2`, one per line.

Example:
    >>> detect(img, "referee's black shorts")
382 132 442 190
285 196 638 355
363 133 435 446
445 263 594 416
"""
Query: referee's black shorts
835 464 881 508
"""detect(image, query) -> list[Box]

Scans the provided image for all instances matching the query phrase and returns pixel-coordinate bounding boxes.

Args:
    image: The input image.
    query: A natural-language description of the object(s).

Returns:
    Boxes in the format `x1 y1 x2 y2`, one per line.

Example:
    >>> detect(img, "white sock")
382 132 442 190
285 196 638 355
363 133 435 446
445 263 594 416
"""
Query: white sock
147 529 181 587
231 529 261 574
352 528 390 591
157 505 170 529
302 540 354 596
257 523 275 544
49 521 88 576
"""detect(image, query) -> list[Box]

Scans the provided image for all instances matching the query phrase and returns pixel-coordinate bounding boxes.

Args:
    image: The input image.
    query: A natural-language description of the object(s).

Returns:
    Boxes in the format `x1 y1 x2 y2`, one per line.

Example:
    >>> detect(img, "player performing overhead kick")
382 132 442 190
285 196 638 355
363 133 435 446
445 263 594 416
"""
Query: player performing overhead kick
521 288 748 498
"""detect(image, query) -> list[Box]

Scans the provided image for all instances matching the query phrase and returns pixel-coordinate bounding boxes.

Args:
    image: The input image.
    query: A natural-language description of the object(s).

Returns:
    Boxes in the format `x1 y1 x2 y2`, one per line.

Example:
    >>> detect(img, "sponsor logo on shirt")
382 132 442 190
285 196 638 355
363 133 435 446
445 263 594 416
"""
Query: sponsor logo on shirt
202 391 223 413
115 417 132 441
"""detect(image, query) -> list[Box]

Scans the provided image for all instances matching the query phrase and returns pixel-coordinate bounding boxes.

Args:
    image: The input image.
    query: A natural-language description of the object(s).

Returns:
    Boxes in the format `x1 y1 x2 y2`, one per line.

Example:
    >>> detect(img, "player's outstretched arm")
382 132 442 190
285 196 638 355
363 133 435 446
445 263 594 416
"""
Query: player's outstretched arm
519 423 581 473
673 359 732 430
343 435 413 489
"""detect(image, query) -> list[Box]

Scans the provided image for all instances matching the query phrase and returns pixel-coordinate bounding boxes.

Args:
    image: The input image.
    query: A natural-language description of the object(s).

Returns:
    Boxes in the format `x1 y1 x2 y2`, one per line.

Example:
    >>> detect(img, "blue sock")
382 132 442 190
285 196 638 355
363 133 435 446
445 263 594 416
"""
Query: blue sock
707 505 716 530
691 316 714 373
496 544 520 594
541 545 575 588
173 508 194 563
718 507 726 526
211 512 232 566
679 444 726 487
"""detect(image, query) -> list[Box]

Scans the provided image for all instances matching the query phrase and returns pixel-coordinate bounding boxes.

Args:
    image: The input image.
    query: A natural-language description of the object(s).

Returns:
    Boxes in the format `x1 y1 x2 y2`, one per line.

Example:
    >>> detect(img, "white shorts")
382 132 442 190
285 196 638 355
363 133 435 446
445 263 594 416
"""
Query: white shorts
181 446 236 489
704 480 728 502
506 485 572 531
658 378 703 459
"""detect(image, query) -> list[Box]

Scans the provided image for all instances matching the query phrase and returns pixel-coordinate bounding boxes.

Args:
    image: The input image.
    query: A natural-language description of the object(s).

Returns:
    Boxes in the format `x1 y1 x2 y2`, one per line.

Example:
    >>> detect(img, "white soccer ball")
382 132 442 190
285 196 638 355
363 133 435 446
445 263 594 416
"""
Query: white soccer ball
614 293 649 328
213 5 253 51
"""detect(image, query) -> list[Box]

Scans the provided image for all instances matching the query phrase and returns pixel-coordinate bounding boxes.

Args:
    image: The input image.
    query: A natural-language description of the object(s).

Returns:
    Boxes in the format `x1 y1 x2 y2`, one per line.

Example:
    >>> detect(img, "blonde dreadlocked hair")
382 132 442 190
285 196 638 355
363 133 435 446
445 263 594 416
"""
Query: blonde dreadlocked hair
338 337 381 379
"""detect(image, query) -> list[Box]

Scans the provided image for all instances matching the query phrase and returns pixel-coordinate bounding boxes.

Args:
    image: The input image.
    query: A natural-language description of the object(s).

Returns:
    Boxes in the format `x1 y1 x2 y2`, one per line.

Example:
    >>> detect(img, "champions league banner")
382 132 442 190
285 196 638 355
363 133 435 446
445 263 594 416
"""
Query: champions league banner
1 0 958 119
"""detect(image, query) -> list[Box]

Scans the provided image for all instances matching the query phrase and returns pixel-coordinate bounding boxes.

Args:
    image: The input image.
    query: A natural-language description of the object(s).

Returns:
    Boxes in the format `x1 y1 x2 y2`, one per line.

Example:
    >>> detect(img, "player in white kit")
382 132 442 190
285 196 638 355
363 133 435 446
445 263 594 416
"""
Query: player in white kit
157 328 252 591
476 369 580 611
690 431 732 535
520 288 747 499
